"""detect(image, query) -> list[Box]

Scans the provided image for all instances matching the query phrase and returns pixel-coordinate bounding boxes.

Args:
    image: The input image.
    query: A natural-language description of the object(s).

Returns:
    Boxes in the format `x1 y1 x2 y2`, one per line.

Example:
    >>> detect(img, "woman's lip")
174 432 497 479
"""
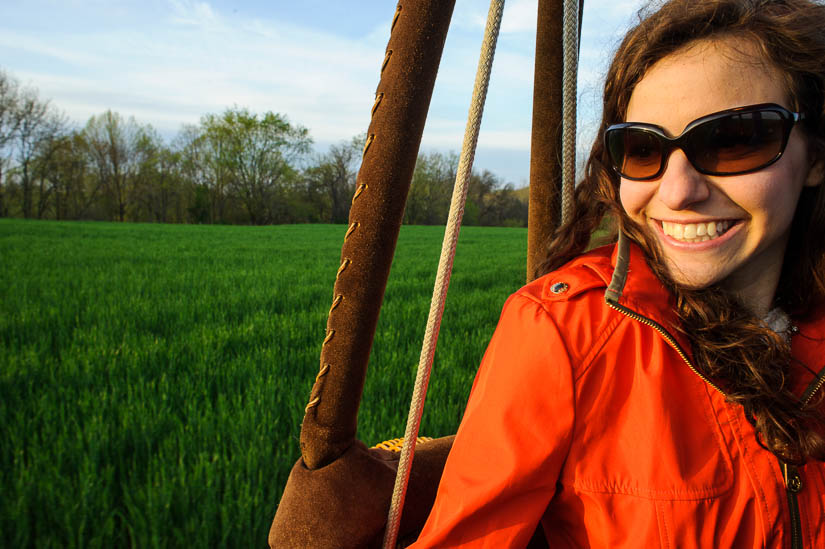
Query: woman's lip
654 217 736 224
652 218 743 249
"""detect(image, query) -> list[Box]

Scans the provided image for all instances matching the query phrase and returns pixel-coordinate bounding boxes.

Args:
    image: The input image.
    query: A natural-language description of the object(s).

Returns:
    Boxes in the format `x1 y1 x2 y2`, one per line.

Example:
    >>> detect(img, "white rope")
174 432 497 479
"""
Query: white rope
561 0 579 224
381 1 505 547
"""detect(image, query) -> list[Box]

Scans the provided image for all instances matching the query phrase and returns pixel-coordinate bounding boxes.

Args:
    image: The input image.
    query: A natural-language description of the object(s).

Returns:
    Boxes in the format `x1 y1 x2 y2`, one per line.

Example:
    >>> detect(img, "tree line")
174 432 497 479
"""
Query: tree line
0 69 527 227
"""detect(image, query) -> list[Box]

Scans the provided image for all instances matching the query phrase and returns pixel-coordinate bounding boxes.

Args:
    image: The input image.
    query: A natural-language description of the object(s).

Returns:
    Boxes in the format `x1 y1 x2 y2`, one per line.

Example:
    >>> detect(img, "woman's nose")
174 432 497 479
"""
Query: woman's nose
655 149 711 210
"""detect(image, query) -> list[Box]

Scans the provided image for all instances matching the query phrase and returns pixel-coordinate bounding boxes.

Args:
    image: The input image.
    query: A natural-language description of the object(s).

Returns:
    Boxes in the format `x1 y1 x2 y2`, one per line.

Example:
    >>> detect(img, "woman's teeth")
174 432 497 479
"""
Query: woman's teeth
661 220 732 242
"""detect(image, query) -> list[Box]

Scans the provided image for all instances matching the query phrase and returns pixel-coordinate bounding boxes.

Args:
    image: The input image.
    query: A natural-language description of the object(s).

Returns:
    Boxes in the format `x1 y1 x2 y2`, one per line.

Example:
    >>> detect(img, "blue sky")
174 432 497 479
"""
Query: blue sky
0 0 647 185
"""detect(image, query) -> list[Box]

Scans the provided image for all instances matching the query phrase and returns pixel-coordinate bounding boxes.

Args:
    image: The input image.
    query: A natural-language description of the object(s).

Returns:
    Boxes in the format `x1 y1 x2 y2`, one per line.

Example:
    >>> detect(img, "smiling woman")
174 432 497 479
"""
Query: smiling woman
411 0 825 548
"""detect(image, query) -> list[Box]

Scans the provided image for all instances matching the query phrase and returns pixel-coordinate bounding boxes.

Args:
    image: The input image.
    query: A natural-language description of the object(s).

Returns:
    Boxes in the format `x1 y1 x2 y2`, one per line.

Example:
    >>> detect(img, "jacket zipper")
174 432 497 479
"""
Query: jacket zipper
801 371 825 406
781 369 825 549
605 300 727 397
783 462 803 549
607 298 825 548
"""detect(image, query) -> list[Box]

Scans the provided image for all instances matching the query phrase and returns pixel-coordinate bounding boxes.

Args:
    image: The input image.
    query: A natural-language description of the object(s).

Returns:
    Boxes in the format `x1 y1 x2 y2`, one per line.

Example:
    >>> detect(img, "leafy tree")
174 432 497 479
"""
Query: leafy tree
0 66 529 227
41 132 95 220
404 151 458 225
403 156 527 227
200 107 312 225
176 123 232 224
464 169 499 226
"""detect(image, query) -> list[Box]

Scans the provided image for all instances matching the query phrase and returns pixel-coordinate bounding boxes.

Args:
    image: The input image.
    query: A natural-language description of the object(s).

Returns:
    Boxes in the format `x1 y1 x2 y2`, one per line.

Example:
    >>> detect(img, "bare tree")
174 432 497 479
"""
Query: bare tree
303 135 363 224
131 128 183 223
15 88 51 218
0 73 68 219
0 70 19 145
83 111 145 221
0 70 20 216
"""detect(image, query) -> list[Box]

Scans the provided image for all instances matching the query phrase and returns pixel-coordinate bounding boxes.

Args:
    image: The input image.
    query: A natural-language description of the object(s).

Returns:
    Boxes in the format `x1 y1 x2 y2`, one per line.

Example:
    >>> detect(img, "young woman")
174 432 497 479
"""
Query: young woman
411 0 825 547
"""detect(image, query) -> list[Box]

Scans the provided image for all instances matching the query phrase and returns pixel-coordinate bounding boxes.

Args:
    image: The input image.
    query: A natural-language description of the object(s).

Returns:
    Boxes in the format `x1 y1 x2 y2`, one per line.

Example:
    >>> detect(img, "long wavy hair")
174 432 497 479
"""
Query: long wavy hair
538 0 825 463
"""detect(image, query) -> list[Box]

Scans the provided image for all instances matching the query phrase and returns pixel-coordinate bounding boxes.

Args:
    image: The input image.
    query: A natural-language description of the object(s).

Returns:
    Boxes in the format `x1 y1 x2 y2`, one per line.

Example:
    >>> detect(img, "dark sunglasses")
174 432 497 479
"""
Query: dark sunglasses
604 103 804 181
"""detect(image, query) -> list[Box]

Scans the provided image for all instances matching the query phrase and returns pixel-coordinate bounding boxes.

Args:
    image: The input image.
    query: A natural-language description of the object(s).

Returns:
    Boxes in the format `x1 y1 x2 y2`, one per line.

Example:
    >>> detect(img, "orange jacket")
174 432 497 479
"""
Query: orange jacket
412 236 825 548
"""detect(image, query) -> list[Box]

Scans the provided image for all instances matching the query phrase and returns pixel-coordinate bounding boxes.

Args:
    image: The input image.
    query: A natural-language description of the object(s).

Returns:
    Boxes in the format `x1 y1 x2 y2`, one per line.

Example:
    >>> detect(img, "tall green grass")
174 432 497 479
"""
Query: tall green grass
0 219 527 547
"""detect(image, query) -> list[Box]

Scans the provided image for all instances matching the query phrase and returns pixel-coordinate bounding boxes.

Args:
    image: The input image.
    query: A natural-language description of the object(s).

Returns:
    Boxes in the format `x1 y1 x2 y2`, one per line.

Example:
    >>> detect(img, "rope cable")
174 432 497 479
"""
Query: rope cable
381 1 505 547
561 0 580 224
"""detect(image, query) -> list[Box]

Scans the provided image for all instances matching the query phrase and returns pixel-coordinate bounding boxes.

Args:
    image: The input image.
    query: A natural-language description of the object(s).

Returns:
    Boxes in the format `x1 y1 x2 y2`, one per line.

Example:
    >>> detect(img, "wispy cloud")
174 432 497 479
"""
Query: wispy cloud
0 0 646 183
0 0 388 140
0 31 105 68
169 0 219 28
463 0 539 34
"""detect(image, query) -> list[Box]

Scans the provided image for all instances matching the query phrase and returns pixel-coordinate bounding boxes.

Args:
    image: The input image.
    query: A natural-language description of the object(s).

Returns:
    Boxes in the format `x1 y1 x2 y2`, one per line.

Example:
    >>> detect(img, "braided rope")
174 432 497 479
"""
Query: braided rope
381 1 505 547
561 0 579 224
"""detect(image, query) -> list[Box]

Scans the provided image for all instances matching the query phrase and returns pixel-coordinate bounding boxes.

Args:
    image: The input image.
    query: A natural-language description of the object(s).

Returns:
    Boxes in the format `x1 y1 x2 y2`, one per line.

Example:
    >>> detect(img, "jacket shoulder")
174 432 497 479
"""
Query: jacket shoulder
504 246 621 370
516 245 614 306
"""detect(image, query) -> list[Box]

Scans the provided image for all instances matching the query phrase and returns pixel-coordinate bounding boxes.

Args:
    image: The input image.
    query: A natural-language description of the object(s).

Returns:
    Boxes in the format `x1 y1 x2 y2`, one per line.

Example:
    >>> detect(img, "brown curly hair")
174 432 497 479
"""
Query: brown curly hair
538 0 825 463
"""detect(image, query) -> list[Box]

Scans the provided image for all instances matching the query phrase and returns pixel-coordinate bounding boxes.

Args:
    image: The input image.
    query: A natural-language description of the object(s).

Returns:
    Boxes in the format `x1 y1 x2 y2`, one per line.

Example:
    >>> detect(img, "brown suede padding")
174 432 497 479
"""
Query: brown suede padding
269 436 455 548
527 0 564 282
270 2 579 546
300 0 457 471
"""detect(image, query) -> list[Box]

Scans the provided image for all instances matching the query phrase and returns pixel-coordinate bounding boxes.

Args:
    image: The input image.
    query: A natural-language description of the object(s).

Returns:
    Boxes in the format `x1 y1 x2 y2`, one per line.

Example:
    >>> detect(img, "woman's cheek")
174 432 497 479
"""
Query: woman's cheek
618 179 652 221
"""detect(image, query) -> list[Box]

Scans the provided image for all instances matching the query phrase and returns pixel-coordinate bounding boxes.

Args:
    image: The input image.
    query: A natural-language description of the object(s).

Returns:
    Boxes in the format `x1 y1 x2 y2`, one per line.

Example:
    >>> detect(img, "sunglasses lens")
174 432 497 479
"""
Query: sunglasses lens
607 128 663 179
689 110 787 174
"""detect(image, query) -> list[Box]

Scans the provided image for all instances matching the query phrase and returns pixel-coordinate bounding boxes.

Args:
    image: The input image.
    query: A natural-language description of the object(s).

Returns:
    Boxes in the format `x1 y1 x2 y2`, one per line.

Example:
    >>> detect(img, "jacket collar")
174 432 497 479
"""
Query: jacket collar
603 231 825 391
603 232 682 334
605 231 631 304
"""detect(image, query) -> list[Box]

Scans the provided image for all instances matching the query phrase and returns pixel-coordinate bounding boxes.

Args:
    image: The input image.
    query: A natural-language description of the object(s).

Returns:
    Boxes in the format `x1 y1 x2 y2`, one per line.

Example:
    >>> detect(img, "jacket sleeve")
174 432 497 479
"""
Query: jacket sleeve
410 293 576 548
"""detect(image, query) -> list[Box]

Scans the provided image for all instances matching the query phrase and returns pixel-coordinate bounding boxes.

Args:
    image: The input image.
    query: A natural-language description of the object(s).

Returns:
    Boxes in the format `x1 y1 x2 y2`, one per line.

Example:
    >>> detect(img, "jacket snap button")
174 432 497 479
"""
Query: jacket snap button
551 282 569 294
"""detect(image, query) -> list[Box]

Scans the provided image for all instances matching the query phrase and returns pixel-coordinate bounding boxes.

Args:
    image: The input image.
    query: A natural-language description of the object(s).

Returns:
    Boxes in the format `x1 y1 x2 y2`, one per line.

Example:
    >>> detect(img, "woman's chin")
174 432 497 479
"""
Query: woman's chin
662 260 724 290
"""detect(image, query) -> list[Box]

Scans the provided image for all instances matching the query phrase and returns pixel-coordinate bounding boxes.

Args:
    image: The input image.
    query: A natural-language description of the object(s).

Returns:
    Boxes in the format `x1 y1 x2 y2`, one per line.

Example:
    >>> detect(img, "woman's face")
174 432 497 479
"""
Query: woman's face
618 38 822 314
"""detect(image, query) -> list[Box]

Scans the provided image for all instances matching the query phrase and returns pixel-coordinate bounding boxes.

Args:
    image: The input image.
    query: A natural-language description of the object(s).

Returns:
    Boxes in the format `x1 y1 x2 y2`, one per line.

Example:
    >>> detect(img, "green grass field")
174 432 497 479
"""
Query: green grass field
0 219 528 548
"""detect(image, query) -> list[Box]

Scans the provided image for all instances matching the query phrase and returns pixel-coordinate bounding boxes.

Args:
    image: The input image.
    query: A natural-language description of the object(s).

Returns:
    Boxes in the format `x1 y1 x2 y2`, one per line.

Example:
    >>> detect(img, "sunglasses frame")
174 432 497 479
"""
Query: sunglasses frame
604 103 805 181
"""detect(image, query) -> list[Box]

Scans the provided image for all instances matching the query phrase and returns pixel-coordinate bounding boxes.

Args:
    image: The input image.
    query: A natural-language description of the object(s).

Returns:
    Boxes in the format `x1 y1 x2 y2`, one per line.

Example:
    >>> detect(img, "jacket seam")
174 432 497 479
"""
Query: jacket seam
574 311 626 382
509 291 580 501
656 500 671 549
513 289 625 382
729 405 774 543
566 480 730 501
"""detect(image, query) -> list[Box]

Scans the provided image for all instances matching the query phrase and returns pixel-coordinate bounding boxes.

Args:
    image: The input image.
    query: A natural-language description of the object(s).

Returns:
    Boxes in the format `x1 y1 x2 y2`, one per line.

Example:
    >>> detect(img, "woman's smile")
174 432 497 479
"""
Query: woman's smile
657 219 736 243
649 217 744 256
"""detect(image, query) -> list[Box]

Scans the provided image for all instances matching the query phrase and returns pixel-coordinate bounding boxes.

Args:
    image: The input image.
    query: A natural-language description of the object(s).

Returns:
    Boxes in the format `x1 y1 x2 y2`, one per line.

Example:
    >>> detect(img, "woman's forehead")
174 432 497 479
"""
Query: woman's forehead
625 38 789 133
